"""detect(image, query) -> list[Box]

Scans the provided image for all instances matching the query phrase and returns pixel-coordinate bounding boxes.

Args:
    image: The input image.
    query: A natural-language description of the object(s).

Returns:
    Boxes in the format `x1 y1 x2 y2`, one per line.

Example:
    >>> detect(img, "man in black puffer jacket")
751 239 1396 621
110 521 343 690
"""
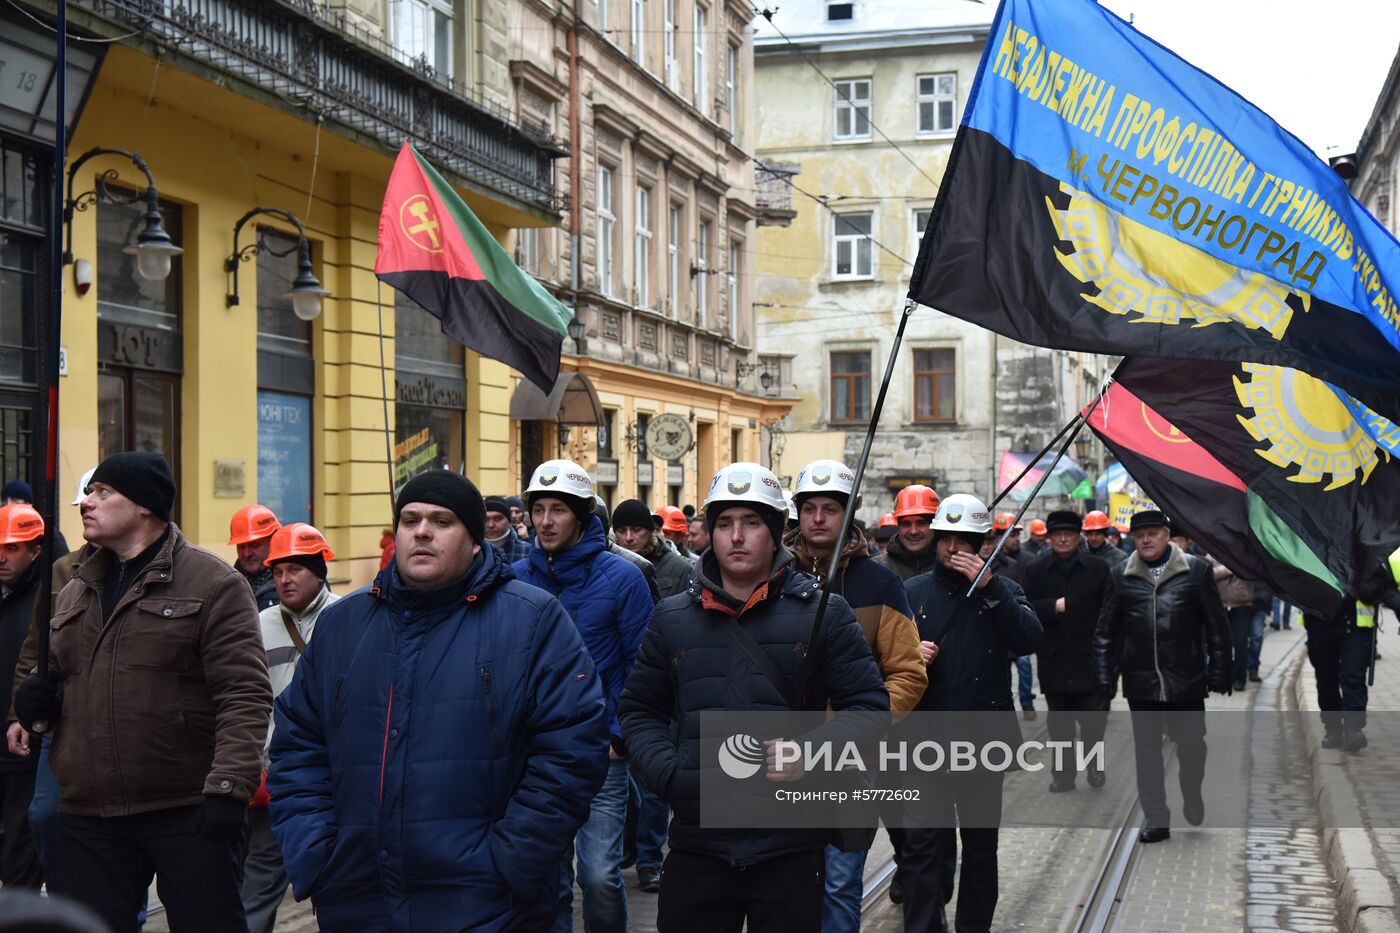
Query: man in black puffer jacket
900 493 1041 933
619 462 888 933
1093 511 1232 844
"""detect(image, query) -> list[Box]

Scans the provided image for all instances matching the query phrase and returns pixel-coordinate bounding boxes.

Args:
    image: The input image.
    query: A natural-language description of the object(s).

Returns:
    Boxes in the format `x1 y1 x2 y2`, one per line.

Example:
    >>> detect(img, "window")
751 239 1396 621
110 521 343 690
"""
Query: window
664 0 678 89
392 0 452 78
668 204 681 317
830 351 871 423
827 1 853 20
696 220 710 326
912 208 931 258
516 227 539 276
914 348 957 422
395 290 466 498
257 228 317 523
598 165 616 297
599 0 608 34
634 185 652 307
694 6 708 115
917 73 957 135
833 78 872 140
726 44 739 138
632 0 645 64
832 212 873 279
727 242 740 337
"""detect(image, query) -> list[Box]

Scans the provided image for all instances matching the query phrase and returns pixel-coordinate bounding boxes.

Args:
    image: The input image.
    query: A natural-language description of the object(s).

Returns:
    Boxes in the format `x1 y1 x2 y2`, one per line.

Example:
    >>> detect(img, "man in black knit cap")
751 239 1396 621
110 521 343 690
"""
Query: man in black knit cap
484 495 531 561
10 451 271 932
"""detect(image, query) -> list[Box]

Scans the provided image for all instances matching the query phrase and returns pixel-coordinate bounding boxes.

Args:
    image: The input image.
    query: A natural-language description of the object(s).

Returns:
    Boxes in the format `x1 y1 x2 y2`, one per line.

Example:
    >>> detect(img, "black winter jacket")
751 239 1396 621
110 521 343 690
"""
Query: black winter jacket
1022 550 1112 694
904 566 1042 752
875 536 938 581
1 562 40 771
1093 545 1233 702
618 548 888 868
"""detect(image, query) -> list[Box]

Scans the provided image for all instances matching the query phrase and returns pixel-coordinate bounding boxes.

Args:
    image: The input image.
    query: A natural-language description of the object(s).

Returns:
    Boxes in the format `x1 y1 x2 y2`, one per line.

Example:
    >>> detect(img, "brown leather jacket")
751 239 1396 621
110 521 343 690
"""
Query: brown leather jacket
46 526 271 817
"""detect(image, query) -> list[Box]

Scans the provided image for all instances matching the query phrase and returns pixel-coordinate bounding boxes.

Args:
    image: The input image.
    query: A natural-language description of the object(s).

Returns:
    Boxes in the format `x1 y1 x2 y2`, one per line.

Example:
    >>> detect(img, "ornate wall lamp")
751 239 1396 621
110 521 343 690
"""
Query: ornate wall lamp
225 208 331 321
63 147 183 281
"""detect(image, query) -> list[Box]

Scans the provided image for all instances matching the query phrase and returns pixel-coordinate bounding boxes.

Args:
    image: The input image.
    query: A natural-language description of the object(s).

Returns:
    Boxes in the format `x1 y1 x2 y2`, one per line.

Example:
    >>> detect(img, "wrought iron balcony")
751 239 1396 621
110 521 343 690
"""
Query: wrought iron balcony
65 0 564 213
755 160 799 227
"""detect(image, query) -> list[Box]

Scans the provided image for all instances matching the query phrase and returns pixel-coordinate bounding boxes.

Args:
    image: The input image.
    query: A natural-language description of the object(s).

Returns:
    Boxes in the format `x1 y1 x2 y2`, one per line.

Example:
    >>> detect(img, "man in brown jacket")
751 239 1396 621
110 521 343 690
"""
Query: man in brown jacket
787 459 925 931
8 452 271 933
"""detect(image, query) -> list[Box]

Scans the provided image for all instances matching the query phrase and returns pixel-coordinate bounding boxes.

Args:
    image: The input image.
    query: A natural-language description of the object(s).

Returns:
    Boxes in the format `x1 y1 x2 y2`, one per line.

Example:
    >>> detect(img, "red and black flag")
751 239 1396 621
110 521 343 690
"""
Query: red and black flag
1111 357 1400 605
1085 381 1345 618
909 0 1400 419
376 143 571 391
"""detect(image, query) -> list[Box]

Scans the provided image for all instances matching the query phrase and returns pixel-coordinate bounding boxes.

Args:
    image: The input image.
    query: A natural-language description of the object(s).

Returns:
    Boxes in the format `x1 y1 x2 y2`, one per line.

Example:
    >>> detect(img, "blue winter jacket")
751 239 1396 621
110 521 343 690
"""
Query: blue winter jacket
267 543 609 933
514 516 654 747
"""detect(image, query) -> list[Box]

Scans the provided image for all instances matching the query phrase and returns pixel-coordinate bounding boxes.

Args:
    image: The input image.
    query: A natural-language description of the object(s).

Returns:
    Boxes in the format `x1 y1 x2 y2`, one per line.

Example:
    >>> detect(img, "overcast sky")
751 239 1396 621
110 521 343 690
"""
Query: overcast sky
1097 0 1400 157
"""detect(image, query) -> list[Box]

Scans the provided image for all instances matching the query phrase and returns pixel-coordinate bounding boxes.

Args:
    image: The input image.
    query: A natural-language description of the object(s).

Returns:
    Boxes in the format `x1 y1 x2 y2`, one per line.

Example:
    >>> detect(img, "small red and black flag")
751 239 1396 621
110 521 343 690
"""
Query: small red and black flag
1085 381 1345 618
375 143 571 391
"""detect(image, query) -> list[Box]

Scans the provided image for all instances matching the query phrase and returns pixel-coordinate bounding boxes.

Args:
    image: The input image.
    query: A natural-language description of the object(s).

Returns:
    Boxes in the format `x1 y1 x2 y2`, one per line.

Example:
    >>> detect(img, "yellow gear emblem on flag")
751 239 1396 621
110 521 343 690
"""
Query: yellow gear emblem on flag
1045 183 1307 340
1233 363 1384 490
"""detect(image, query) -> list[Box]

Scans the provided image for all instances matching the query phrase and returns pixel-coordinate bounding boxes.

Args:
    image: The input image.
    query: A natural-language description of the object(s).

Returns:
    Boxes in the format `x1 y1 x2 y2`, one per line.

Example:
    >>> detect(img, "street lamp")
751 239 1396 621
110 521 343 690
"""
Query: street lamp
63 147 183 281
567 316 586 353
735 359 774 390
226 208 331 321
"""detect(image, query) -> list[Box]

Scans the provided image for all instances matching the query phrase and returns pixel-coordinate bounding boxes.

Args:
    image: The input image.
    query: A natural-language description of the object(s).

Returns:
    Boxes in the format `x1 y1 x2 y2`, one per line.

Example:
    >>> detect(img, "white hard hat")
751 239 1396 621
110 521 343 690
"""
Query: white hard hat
931 493 993 534
703 462 787 518
71 467 96 506
783 491 797 522
525 459 595 503
793 458 860 511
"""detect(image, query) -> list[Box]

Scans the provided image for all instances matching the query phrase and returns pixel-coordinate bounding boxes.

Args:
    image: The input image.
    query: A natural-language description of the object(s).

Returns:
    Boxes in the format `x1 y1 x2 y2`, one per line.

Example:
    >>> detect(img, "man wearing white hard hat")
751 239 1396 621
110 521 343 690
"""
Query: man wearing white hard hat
513 460 654 933
900 494 1042 933
620 462 888 932
786 459 925 933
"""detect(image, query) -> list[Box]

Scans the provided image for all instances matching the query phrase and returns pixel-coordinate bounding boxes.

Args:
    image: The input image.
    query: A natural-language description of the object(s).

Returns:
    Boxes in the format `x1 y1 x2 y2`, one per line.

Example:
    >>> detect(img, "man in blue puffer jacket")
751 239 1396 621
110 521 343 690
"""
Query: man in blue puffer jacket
513 459 654 933
267 471 610 932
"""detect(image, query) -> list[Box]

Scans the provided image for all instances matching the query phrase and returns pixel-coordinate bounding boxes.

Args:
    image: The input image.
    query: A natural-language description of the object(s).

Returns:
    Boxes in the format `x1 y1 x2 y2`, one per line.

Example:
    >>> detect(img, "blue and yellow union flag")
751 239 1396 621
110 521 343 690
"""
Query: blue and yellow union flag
909 0 1400 421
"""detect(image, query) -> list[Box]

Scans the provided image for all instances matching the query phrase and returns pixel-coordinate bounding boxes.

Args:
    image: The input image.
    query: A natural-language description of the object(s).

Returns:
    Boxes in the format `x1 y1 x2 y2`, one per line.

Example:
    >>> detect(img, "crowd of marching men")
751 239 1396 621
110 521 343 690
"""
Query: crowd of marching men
0 452 1397 933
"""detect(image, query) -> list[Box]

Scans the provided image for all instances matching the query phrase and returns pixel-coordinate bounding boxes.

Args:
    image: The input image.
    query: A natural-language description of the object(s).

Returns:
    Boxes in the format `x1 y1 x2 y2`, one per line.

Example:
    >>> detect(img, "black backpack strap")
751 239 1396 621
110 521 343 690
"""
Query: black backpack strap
725 618 801 711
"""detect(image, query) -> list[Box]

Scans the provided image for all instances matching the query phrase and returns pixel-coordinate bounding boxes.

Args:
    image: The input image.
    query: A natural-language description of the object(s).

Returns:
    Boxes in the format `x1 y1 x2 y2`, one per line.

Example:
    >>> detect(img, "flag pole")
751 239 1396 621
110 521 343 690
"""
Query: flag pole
987 412 1086 511
798 298 918 704
34 0 68 698
968 380 1112 596
375 281 396 506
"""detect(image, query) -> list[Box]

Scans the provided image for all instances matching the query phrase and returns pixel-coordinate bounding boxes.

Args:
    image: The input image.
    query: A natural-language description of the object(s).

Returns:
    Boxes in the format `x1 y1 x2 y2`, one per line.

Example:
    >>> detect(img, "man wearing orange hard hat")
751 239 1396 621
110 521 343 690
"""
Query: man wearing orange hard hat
0 503 45 889
1024 518 1049 558
242 523 339 933
1082 511 1126 569
229 505 282 611
875 485 940 581
654 505 694 563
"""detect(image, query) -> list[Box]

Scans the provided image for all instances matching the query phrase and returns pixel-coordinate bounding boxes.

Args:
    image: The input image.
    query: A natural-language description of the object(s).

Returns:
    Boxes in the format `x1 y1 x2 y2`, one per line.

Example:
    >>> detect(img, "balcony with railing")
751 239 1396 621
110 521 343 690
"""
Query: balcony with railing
63 0 564 213
755 160 800 227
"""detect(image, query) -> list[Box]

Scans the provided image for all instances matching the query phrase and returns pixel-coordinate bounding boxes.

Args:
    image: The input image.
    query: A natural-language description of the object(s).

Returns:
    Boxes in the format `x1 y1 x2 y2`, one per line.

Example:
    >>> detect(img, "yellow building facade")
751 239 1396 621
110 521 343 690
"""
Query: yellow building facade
5 0 565 587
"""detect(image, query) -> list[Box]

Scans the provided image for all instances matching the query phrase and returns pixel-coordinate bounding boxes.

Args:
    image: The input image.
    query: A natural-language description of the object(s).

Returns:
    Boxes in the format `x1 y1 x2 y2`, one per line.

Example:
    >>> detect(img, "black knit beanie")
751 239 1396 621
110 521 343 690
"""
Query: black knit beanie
612 499 653 531
395 471 486 544
483 496 511 518
705 502 785 552
273 553 328 580
89 452 176 521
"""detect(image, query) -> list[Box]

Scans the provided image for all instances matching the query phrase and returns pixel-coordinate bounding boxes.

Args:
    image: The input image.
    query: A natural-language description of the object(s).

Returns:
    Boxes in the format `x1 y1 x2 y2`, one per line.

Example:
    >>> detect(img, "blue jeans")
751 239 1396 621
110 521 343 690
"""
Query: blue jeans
821 844 866 932
29 738 60 887
1016 656 1035 708
555 760 628 933
630 766 668 872
1249 610 1267 674
1273 597 1293 629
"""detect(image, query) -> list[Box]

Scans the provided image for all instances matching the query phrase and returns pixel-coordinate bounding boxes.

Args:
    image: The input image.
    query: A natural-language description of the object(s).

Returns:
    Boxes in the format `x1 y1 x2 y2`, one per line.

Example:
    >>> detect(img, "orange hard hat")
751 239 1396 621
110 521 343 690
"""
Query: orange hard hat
264 522 335 566
877 512 897 529
994 512 1019 532
655 505 688 533
1083 510 1112 531
229 504 280 545
1028 519 1048 536
893 485 940 520
0 503 44 545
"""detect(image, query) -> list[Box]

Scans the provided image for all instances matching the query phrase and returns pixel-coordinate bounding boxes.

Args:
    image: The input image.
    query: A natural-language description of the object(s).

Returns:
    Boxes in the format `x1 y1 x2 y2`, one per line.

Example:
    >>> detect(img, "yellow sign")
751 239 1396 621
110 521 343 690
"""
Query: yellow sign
1110 491 1157 529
